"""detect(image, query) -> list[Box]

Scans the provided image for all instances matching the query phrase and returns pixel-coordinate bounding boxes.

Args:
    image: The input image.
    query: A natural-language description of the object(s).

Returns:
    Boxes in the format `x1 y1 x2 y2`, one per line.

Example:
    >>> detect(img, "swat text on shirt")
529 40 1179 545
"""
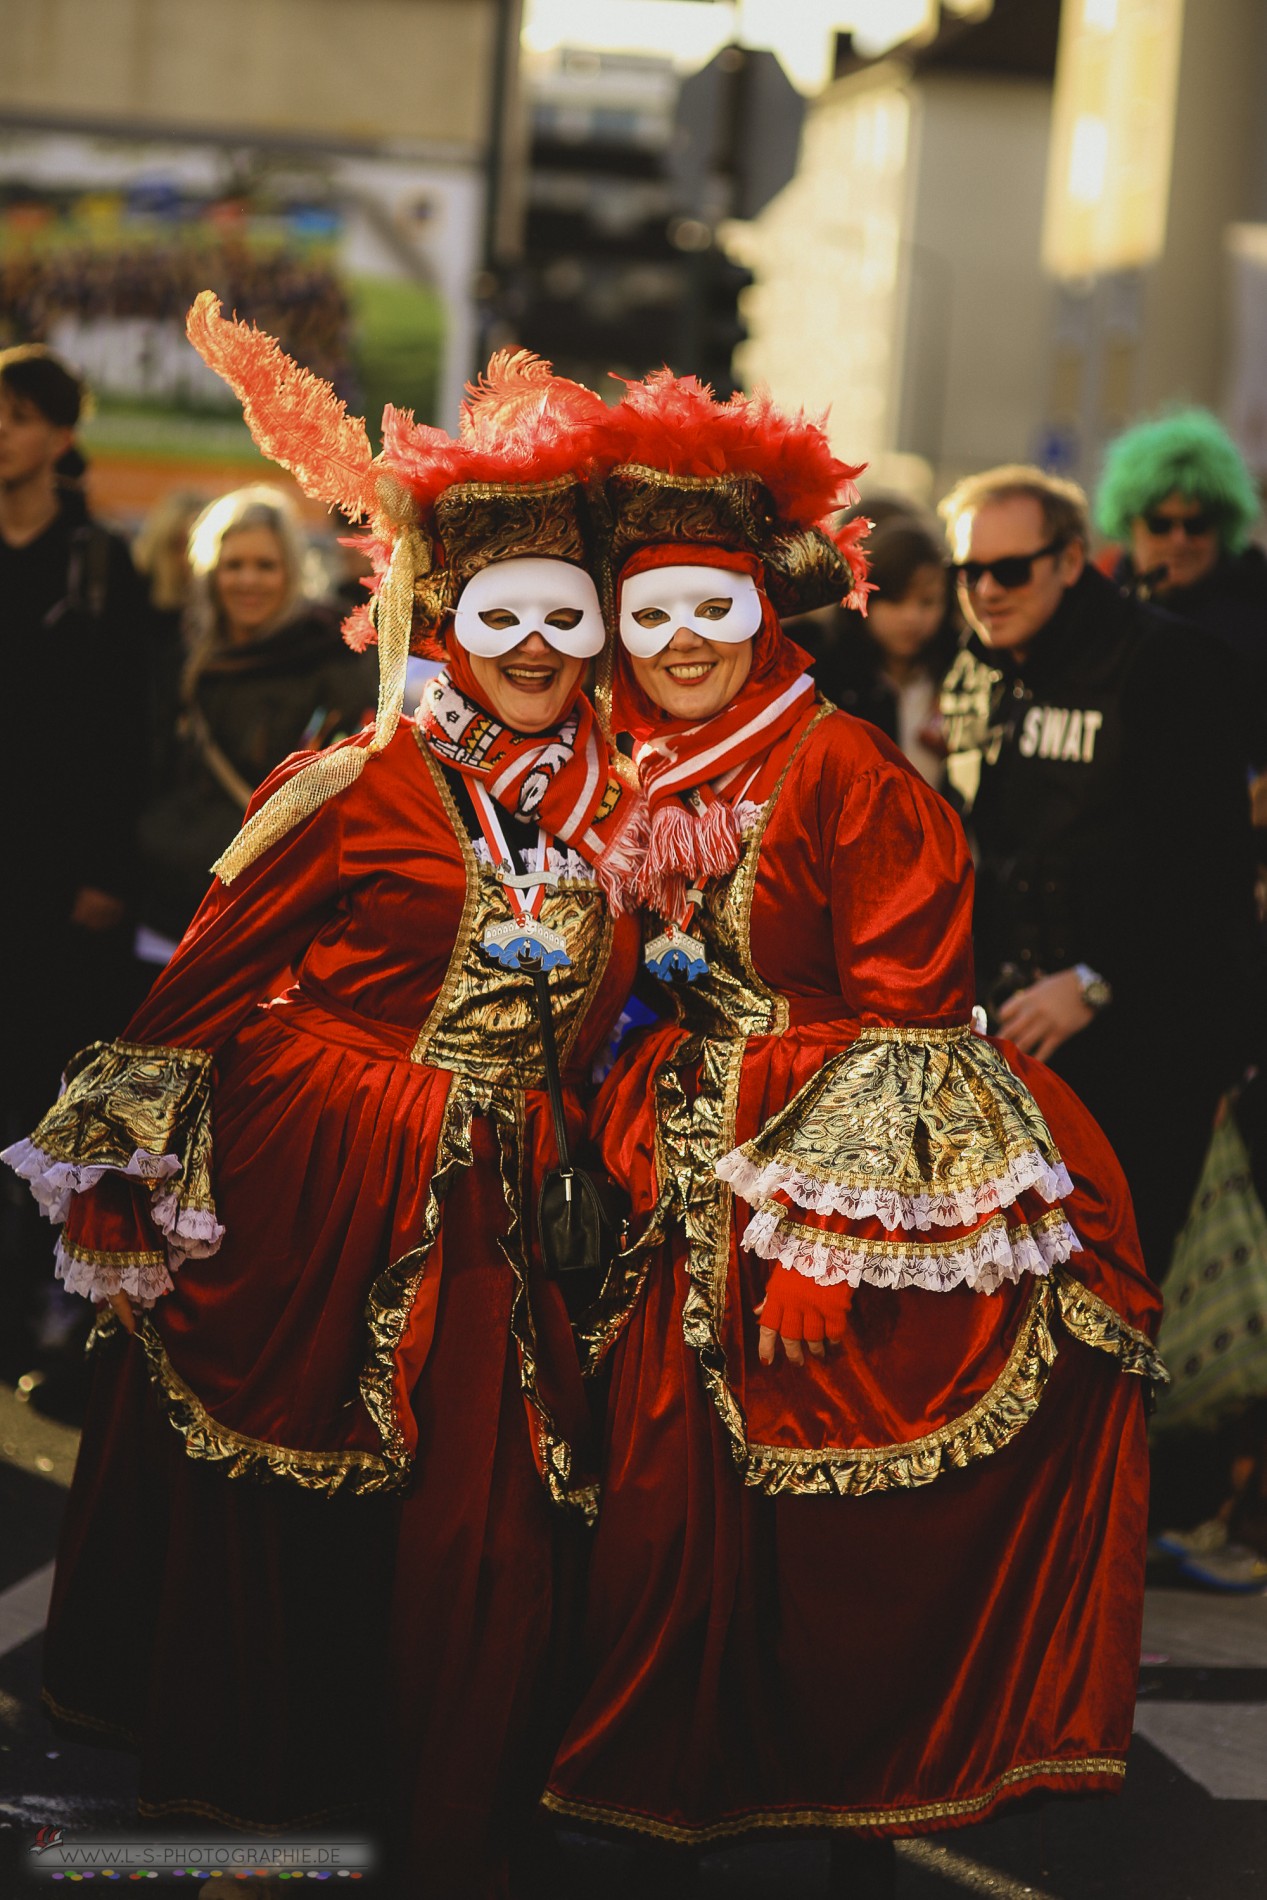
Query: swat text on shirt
1016 706 1104 763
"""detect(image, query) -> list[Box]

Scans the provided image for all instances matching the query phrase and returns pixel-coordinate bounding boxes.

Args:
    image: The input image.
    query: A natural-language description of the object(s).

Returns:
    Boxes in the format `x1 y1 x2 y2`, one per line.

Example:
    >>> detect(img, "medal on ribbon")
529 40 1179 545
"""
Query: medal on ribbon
472 783 572 973
644 922 709 984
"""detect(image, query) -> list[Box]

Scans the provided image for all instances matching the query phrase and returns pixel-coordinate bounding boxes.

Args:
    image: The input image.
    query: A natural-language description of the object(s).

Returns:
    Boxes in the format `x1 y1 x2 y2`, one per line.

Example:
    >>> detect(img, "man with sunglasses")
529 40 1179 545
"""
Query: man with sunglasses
938 464 1255 1282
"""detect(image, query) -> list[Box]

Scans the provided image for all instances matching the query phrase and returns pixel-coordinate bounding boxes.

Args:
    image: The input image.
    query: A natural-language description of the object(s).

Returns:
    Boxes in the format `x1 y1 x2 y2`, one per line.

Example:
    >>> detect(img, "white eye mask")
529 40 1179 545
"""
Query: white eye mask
619 563 764 658
453 557 606 659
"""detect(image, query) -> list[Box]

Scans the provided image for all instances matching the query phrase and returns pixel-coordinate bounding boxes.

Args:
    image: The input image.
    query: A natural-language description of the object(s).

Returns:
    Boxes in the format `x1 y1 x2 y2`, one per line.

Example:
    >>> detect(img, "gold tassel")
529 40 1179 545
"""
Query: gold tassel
213 524 428 885
211 743 372 884
370 526 428 755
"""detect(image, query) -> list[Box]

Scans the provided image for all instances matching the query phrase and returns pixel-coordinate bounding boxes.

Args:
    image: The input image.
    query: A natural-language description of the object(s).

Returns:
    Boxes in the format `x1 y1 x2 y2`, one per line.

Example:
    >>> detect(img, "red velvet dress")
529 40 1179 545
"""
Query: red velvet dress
545 702 1164 1844
8 722 639 1887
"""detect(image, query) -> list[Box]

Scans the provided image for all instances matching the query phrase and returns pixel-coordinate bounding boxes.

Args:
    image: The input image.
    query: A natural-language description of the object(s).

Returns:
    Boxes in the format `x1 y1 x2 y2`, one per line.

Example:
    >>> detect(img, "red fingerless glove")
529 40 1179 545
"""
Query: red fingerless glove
758 1264 849 1345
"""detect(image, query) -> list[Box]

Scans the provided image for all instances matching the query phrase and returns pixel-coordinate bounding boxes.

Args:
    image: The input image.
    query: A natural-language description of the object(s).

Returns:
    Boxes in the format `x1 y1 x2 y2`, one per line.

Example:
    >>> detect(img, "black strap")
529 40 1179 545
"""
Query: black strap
527 964 573 1174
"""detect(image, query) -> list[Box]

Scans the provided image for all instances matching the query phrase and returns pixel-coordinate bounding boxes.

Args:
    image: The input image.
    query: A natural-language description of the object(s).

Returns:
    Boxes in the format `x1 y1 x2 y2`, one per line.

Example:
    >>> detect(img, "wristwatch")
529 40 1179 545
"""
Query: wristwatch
1073 963 1112 1011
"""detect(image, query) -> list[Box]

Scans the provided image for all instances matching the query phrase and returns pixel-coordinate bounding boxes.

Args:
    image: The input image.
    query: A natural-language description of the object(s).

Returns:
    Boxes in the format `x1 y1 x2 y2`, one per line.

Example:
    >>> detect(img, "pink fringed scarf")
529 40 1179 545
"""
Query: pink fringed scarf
611 546 816 918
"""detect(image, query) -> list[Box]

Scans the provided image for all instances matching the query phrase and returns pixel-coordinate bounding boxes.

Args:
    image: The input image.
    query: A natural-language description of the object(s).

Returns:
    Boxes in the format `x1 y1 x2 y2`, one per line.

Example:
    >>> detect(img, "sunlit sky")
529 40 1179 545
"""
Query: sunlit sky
522 1 972 93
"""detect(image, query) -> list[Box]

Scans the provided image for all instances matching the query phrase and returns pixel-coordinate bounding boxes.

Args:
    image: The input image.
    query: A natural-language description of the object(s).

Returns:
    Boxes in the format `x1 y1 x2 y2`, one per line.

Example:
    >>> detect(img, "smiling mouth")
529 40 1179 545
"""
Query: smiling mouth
502 664 558 688
663 661 716 681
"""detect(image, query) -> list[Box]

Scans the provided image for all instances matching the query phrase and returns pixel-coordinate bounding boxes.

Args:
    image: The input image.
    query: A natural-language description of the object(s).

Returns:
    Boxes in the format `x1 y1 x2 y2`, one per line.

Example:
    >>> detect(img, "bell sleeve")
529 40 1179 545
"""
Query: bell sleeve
3 738 360 1304
717 745 1079 1294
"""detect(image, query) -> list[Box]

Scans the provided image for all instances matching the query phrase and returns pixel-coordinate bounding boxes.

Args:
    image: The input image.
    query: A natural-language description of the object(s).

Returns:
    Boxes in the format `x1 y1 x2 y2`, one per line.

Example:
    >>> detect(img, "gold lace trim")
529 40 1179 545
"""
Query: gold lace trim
410 744 483 1064
60 1236 166 1270
42 1688 139 1750
84 1076 595 1512
137 1792 364 1833
753 1202 1071 1265
542 1755 1126 1843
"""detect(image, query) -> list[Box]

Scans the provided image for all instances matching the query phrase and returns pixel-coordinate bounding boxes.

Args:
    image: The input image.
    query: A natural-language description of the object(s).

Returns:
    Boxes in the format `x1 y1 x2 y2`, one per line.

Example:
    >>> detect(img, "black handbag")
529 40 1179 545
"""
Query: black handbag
527 967 628 1281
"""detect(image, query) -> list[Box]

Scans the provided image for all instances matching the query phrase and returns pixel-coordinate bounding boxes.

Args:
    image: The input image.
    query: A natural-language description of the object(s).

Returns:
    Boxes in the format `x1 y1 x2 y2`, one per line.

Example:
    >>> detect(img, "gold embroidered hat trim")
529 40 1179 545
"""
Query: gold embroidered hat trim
541 1754 1127 1844
599 463 858 617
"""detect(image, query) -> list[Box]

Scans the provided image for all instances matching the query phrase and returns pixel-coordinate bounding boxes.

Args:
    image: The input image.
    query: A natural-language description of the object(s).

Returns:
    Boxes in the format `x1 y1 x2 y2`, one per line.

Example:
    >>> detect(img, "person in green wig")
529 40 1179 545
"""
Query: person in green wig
1096 408 1266 767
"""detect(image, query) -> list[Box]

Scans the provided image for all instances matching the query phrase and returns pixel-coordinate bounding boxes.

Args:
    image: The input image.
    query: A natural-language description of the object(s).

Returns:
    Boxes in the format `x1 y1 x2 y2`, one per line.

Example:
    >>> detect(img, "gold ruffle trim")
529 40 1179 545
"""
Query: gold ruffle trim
1055 1275 1169 1385
743 1267 1164 1497
746 1276 1056 1497
93 1310 398 1496
722 1025 1071 1206
31 1038 217 1226
88 1075 598 1516
542 1754 1127 1843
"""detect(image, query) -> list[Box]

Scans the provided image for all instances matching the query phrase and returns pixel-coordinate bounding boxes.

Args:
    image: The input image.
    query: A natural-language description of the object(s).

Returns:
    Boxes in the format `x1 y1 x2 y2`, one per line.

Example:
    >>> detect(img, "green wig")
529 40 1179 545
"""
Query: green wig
1094 408 1260 554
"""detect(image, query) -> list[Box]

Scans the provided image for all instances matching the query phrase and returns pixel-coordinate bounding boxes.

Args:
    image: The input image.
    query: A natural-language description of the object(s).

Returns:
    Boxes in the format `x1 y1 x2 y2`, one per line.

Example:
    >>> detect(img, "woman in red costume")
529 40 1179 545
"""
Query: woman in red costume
544 374 1166 1885
3 300 645 1896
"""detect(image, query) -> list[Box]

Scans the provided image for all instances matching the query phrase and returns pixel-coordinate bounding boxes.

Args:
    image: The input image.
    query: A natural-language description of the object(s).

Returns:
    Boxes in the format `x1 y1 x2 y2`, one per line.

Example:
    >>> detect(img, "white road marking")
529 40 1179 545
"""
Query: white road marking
1141 1587 1267 1669
0 1562 55 1661
1132 1703 1267 1801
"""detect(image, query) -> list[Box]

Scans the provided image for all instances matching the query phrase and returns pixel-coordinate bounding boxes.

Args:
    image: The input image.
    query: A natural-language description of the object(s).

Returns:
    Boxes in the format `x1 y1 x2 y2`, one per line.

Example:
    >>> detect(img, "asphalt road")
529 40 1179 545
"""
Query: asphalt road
2 1377 1265 1899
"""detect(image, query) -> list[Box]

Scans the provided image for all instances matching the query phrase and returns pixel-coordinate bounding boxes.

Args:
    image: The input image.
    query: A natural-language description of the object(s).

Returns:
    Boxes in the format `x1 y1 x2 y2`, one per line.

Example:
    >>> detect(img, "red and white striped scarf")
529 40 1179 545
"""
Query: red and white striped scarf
419 641 646 910
612 547 816 918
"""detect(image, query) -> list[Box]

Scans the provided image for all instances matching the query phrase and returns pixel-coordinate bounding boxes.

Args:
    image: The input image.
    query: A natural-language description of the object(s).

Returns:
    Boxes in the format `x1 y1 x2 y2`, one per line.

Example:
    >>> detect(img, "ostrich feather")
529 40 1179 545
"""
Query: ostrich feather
186 291 376 520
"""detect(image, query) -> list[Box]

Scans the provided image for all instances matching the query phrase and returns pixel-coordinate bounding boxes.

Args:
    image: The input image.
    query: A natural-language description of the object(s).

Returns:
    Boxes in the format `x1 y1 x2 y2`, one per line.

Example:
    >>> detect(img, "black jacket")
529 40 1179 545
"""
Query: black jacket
137 604 377 942
1113 544 1267 769
941 565 1255 1073
0 488 149 913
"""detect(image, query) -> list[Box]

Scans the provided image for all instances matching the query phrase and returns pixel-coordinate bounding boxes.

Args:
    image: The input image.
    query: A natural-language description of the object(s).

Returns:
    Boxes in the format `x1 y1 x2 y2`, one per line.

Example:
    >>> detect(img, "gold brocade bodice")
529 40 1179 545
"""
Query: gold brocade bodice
650 732 817 1045
410 752 615 1086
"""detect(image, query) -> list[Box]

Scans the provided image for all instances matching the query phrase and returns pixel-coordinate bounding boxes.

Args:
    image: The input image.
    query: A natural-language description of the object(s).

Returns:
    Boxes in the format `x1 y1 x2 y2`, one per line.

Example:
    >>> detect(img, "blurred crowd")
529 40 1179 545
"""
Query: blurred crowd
2 339 1265 1588
0 240 356 396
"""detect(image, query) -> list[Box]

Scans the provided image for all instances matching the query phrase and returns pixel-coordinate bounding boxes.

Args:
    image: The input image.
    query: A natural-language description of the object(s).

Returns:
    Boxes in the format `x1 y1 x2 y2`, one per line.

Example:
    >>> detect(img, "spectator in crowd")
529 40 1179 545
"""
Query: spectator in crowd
1095 407 1267 770
131 490 211 834
0 344 149 1371
135 484 377 960
938 464 1256 1280
812 514 958 788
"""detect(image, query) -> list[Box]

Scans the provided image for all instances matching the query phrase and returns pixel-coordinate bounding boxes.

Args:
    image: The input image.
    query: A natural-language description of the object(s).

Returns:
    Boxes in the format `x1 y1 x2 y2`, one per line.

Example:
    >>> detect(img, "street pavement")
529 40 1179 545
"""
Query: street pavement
2 1376 1265 1898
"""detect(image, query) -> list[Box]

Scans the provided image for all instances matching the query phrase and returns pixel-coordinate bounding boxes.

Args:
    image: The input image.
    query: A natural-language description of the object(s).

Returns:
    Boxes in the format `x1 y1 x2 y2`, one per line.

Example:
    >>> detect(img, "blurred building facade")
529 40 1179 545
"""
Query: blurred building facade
1 0 520 516
731 0 1267 507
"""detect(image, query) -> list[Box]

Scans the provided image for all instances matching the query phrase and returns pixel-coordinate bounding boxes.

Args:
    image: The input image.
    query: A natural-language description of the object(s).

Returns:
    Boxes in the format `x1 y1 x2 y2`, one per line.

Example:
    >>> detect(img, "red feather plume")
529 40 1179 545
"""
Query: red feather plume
605 370 865 527
186 292 376 520
379 348 609 514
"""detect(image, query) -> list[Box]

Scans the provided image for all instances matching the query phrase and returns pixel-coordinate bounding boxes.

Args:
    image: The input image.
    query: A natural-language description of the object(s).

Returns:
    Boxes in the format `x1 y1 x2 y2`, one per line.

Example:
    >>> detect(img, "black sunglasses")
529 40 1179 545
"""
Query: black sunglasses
1142 508 1215 537
950 538 1066 592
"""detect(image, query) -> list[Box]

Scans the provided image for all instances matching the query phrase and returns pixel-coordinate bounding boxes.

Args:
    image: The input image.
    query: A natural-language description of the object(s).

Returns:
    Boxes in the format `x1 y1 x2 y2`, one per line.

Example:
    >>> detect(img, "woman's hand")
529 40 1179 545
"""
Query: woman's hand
756 1265 848 1366
94 1291 136 1334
